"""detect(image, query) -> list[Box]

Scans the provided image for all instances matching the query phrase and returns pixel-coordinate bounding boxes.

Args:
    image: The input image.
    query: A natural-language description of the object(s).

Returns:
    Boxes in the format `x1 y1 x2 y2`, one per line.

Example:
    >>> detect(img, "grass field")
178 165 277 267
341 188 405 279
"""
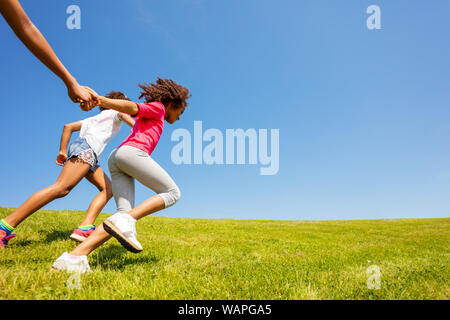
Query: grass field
0 207 448 300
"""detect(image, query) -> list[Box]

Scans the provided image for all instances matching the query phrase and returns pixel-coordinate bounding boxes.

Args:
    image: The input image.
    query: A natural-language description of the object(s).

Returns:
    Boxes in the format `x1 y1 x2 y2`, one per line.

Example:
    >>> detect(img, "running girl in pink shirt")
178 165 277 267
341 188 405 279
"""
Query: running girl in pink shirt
52 78 191 273
0 91 135 248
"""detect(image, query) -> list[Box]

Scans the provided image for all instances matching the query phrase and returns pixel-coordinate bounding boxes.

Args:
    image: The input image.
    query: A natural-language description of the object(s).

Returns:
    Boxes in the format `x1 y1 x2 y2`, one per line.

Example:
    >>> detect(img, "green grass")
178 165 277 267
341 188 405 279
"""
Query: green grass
0 207 449 300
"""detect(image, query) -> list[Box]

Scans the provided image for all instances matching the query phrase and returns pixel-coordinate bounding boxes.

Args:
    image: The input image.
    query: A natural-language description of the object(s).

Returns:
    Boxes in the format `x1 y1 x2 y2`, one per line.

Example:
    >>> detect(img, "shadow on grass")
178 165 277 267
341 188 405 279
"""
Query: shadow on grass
41 229 73 243
91 244 159 270
11 239 34 247
5 229 73 248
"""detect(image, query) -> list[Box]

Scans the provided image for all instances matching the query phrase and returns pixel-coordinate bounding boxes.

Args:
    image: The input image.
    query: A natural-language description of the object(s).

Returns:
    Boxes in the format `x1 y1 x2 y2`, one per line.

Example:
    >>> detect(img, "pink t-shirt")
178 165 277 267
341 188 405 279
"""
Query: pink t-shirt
119 102 165 155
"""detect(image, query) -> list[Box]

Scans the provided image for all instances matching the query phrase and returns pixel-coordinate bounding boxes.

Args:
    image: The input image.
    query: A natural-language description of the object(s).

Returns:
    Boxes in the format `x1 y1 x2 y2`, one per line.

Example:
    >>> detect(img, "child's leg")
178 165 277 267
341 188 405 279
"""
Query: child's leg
79 167 113 226
69 148 135 256
112 146 180 221
68 147 180 257
70 223 112 256
4 158 91 228
126 195 165 221
109 148 135 215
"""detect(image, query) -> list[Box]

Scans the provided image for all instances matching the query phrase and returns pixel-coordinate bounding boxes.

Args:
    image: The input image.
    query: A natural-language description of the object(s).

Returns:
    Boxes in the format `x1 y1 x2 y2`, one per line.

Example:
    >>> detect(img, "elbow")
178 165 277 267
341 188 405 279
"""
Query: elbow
21 18 35 32
64 124 75 132
131 103 139 117
16 18 37 38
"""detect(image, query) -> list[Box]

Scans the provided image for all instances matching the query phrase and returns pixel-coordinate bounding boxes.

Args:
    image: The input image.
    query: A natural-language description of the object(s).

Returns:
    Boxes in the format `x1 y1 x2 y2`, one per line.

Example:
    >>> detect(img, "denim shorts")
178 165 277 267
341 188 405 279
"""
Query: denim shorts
67 137 99 172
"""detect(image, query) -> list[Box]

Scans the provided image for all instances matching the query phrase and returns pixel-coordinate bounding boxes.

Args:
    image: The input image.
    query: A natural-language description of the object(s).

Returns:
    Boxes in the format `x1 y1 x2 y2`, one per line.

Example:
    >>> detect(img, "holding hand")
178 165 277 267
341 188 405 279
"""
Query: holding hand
79 86 100 110
67 82 97 111
79 87 139 116
56 151 67 166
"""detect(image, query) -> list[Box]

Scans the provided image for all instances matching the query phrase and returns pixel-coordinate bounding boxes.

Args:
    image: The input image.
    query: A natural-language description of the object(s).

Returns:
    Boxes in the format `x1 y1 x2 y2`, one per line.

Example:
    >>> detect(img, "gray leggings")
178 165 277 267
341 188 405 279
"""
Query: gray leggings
108 145 180 214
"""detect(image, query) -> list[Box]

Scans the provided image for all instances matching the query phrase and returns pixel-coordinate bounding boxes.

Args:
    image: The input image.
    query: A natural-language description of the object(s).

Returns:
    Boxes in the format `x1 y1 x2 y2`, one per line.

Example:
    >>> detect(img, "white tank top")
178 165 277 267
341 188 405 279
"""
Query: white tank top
79 110 122 158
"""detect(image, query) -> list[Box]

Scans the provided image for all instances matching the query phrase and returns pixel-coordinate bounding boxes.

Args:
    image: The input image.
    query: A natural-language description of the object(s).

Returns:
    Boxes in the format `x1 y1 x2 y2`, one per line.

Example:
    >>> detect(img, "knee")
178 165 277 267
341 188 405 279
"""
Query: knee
172 187 181 203
99 185 113 200
96 176 113 200
105 184 113 200
168 186 181 206
160 186 181 208
51 183 73 198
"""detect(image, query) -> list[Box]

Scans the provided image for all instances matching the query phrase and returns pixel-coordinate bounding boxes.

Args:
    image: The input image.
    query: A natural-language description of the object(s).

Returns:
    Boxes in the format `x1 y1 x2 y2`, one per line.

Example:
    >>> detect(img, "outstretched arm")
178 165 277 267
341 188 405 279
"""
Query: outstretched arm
0 0 94 109
99 97 139 116
56 121 82 166
83 87 139 116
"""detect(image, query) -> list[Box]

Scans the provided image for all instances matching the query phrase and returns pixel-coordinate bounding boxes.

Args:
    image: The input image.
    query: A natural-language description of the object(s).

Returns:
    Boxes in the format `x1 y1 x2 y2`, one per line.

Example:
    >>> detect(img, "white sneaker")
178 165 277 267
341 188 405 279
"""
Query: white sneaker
51 252 92 274
103 213 143 253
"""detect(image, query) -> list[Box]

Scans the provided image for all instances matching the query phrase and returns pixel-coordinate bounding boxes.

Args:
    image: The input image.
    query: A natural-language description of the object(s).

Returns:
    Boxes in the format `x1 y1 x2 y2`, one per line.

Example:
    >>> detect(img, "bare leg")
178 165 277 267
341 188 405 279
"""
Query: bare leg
69 148 176 257
110 148 177 220
4 158 90 228
68 196 164 257
70 223 111 256
127 195 165 220
80 168 113 226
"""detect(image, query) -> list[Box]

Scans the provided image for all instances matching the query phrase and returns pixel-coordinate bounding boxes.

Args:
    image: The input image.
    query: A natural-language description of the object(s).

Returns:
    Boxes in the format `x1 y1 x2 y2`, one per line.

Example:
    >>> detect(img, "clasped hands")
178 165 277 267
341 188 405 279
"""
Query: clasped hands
69 84 101 111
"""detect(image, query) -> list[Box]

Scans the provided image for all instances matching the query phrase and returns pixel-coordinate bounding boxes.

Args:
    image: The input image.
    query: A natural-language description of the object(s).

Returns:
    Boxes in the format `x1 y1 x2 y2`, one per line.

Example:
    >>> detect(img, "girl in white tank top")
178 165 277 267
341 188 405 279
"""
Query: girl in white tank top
0 91 135 248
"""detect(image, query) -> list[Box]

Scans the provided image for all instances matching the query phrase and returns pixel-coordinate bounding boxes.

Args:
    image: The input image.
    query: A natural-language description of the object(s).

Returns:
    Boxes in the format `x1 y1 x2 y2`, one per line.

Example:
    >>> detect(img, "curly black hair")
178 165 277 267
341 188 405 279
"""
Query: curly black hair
138 78 191 109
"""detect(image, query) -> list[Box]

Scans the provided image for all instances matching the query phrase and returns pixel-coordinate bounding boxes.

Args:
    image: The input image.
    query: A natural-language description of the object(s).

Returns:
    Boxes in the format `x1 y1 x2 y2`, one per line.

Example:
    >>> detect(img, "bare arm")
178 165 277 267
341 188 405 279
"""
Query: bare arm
0 0 94 108
56 121 82 166
83 86 139 114
118 113 136 127
99 97 139 116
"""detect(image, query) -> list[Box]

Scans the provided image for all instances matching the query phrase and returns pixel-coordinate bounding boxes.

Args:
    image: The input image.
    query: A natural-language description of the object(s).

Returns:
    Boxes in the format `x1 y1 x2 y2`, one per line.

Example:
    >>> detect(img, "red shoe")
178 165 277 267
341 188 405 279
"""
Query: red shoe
69 226 95 242
0 229 16 248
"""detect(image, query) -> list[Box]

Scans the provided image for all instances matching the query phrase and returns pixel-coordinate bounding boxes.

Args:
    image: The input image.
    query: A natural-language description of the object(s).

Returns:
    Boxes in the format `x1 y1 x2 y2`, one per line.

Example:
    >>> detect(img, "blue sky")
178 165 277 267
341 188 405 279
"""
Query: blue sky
1 0 450 220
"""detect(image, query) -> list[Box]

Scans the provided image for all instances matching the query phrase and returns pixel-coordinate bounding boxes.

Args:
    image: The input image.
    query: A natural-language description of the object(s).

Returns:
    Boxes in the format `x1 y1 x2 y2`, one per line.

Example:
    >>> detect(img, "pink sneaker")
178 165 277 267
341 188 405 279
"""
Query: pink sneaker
0 229 16 248
69 226 95 242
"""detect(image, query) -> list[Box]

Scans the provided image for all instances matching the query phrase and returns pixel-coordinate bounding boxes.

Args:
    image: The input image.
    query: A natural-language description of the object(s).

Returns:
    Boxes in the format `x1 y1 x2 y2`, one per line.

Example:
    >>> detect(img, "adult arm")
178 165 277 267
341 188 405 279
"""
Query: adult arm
0 0 94 108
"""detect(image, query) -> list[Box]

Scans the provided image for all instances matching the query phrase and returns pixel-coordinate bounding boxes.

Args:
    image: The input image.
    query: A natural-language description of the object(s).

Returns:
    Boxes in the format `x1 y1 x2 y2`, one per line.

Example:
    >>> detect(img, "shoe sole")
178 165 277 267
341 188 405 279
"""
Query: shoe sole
69 233 87 242
102 220 142 253
50 265 64 272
